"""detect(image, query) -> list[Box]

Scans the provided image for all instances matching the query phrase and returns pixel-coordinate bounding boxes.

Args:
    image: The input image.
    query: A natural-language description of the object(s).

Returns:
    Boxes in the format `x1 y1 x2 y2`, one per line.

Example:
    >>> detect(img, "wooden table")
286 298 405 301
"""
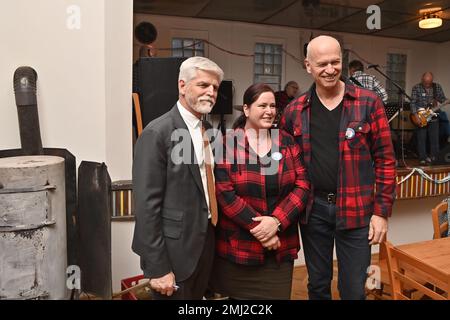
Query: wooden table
396 237 450 295
397 237 450 274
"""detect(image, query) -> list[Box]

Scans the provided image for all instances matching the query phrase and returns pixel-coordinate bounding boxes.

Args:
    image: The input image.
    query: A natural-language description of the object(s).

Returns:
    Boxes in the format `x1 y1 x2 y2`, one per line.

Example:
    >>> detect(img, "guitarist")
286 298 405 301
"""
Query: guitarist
411 72 447 165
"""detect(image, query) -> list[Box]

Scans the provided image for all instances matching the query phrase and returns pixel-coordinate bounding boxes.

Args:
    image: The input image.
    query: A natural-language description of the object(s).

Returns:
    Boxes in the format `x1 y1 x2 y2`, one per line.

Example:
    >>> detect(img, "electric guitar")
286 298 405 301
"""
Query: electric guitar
410 99 450 128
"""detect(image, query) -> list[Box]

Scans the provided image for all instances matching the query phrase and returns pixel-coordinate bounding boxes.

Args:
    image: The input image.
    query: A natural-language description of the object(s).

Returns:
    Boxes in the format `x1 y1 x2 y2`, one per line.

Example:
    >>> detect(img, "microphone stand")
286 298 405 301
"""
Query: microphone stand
369 65 413 167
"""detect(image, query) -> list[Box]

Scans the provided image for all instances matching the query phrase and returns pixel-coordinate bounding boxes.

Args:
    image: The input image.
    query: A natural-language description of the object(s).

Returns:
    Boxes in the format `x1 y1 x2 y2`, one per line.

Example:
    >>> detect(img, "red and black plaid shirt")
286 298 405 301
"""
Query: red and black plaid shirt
280 83 396 230
214 129 310 265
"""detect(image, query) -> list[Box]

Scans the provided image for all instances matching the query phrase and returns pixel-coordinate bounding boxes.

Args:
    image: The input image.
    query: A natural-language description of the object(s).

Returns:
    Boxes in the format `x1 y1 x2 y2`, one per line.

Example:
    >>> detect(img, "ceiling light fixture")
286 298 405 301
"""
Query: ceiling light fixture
419 7 443 29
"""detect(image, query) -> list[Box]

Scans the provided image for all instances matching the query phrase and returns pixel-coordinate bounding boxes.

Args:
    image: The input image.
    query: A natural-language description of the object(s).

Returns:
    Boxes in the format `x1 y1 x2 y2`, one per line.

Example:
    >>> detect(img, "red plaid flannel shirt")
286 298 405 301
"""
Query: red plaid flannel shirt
214 129 310 265
280 83 396 230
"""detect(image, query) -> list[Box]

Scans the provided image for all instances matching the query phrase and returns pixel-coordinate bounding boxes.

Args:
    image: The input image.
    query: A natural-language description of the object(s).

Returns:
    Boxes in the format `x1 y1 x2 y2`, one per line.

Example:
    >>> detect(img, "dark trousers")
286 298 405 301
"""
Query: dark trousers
416 120 439 161
152 222 215 300
300 197 371 300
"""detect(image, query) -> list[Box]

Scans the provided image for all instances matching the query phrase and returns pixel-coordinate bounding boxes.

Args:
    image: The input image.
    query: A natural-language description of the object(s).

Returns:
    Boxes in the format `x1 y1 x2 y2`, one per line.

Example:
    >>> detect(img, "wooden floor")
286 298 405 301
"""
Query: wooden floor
84 254 384 300
291 254 380 300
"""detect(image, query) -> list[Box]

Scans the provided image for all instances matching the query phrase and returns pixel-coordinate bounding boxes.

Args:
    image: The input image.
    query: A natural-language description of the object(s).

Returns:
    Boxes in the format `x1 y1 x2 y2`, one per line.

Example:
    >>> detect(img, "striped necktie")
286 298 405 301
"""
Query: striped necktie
201 122 218 226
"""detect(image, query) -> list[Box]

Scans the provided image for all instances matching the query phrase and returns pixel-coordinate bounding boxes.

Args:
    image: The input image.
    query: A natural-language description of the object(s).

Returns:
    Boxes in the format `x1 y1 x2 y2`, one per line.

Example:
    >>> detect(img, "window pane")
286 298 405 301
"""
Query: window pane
264 65 273 74
274 45 282 54
172 49 183 57
273 64 281 75
254 43 281 89
195 40 204 50
172 39 182 49
274 55 281 64
254 64 263 74
184 39 194 49
184 49 193 57
386 53 407 103
255 43 264 53
264 44 273 54
255 53 263 64
172 37 207 58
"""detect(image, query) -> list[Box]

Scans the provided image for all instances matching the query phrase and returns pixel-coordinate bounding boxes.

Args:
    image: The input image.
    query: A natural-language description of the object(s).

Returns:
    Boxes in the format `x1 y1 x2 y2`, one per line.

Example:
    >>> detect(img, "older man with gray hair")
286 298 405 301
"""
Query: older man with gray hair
411 71 448 165
132 57 224 299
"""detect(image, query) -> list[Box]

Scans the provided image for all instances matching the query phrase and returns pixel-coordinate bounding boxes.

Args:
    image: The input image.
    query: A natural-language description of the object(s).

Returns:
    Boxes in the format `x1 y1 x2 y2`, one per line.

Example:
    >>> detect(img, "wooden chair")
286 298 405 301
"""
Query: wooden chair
431 201 449 239
384 241 450 300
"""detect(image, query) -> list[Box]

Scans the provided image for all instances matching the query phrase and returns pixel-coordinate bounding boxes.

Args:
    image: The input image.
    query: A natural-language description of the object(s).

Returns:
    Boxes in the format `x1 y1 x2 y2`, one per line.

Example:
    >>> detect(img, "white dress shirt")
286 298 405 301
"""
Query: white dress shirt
177 101 214 218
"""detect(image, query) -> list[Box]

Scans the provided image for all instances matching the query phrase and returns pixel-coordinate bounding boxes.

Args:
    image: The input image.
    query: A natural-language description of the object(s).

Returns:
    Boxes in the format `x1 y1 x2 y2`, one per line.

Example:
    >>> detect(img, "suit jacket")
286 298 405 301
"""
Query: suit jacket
132 105 211 282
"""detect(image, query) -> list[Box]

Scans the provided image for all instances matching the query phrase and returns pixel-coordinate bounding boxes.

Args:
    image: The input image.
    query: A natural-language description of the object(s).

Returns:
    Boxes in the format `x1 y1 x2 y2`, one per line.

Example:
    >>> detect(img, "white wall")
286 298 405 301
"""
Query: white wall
1 0 133 294
105 0 135 294
0 0 132 181
105 0 133 181
1 0 105 161
112 221 141 292
436 41 450 97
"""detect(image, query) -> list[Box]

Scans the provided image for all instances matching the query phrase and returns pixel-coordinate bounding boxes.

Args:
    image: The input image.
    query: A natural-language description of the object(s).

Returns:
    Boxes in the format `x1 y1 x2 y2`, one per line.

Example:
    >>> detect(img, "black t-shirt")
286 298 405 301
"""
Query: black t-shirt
309 90 343 193
259 151 279 215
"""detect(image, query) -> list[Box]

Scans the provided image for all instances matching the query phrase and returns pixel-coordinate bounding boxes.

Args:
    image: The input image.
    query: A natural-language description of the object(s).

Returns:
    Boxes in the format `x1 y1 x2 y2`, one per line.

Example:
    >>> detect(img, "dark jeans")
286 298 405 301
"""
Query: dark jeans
300 197 371 300
416 120 439 161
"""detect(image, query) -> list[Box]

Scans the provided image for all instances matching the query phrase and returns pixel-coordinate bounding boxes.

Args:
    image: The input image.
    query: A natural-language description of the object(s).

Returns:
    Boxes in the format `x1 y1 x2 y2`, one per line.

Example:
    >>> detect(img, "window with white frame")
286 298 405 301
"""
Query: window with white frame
386 53 407 103
254 43 282 91
172 38 205 57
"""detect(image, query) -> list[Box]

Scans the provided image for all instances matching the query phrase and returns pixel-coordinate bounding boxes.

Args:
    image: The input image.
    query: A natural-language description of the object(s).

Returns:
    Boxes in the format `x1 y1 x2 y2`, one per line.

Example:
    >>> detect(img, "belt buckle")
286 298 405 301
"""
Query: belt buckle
327 193 336 204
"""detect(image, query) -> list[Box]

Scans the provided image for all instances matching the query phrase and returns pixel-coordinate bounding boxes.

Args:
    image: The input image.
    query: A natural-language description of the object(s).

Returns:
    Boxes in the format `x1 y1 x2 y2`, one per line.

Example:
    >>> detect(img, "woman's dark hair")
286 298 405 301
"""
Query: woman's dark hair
232 83 275 129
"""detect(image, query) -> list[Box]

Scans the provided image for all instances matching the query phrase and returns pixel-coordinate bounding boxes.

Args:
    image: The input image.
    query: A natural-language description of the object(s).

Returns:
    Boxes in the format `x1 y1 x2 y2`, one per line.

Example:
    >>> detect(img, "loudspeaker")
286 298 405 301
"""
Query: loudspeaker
134 22 157 44
390 110 416 130
137 57 186 127
211 80 233 115
136 58 232 127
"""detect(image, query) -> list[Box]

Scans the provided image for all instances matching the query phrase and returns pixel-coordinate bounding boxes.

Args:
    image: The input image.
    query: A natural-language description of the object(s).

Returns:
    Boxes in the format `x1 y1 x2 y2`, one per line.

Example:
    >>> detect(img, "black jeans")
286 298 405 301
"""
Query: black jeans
300 197 371 300
416 119 439 161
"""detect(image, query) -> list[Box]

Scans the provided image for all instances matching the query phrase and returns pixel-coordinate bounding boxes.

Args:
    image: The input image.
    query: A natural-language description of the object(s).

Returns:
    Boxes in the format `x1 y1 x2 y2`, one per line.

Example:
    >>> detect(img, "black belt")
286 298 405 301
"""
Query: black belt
315 191 337 204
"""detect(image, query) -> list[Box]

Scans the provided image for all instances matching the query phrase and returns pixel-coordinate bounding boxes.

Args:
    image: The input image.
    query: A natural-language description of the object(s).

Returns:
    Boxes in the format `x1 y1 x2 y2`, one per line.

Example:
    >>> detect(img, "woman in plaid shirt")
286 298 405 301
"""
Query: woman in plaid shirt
211 83 310 299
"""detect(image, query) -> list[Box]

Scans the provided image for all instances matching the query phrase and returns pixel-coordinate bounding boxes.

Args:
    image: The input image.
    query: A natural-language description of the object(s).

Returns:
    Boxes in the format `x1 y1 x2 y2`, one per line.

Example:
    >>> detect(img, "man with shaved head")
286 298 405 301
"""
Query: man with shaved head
280 35 396 300
411 72 448 165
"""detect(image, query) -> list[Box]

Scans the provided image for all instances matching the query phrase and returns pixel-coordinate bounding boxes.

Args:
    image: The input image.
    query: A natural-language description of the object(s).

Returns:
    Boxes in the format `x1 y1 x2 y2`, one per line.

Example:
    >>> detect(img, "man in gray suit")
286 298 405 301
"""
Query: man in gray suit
132 57 224 299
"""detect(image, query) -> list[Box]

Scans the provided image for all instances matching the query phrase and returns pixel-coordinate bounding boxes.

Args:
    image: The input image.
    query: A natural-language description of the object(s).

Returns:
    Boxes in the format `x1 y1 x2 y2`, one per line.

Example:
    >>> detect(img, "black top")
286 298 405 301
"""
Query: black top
262 151 278 258
260 151 279 215
309 89 343 193
265 173 279 215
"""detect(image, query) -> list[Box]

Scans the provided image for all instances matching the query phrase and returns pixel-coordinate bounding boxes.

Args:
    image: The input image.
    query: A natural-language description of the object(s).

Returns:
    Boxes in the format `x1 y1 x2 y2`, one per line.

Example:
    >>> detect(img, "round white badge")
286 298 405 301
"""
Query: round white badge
271 152 282 161
345 128 355 140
